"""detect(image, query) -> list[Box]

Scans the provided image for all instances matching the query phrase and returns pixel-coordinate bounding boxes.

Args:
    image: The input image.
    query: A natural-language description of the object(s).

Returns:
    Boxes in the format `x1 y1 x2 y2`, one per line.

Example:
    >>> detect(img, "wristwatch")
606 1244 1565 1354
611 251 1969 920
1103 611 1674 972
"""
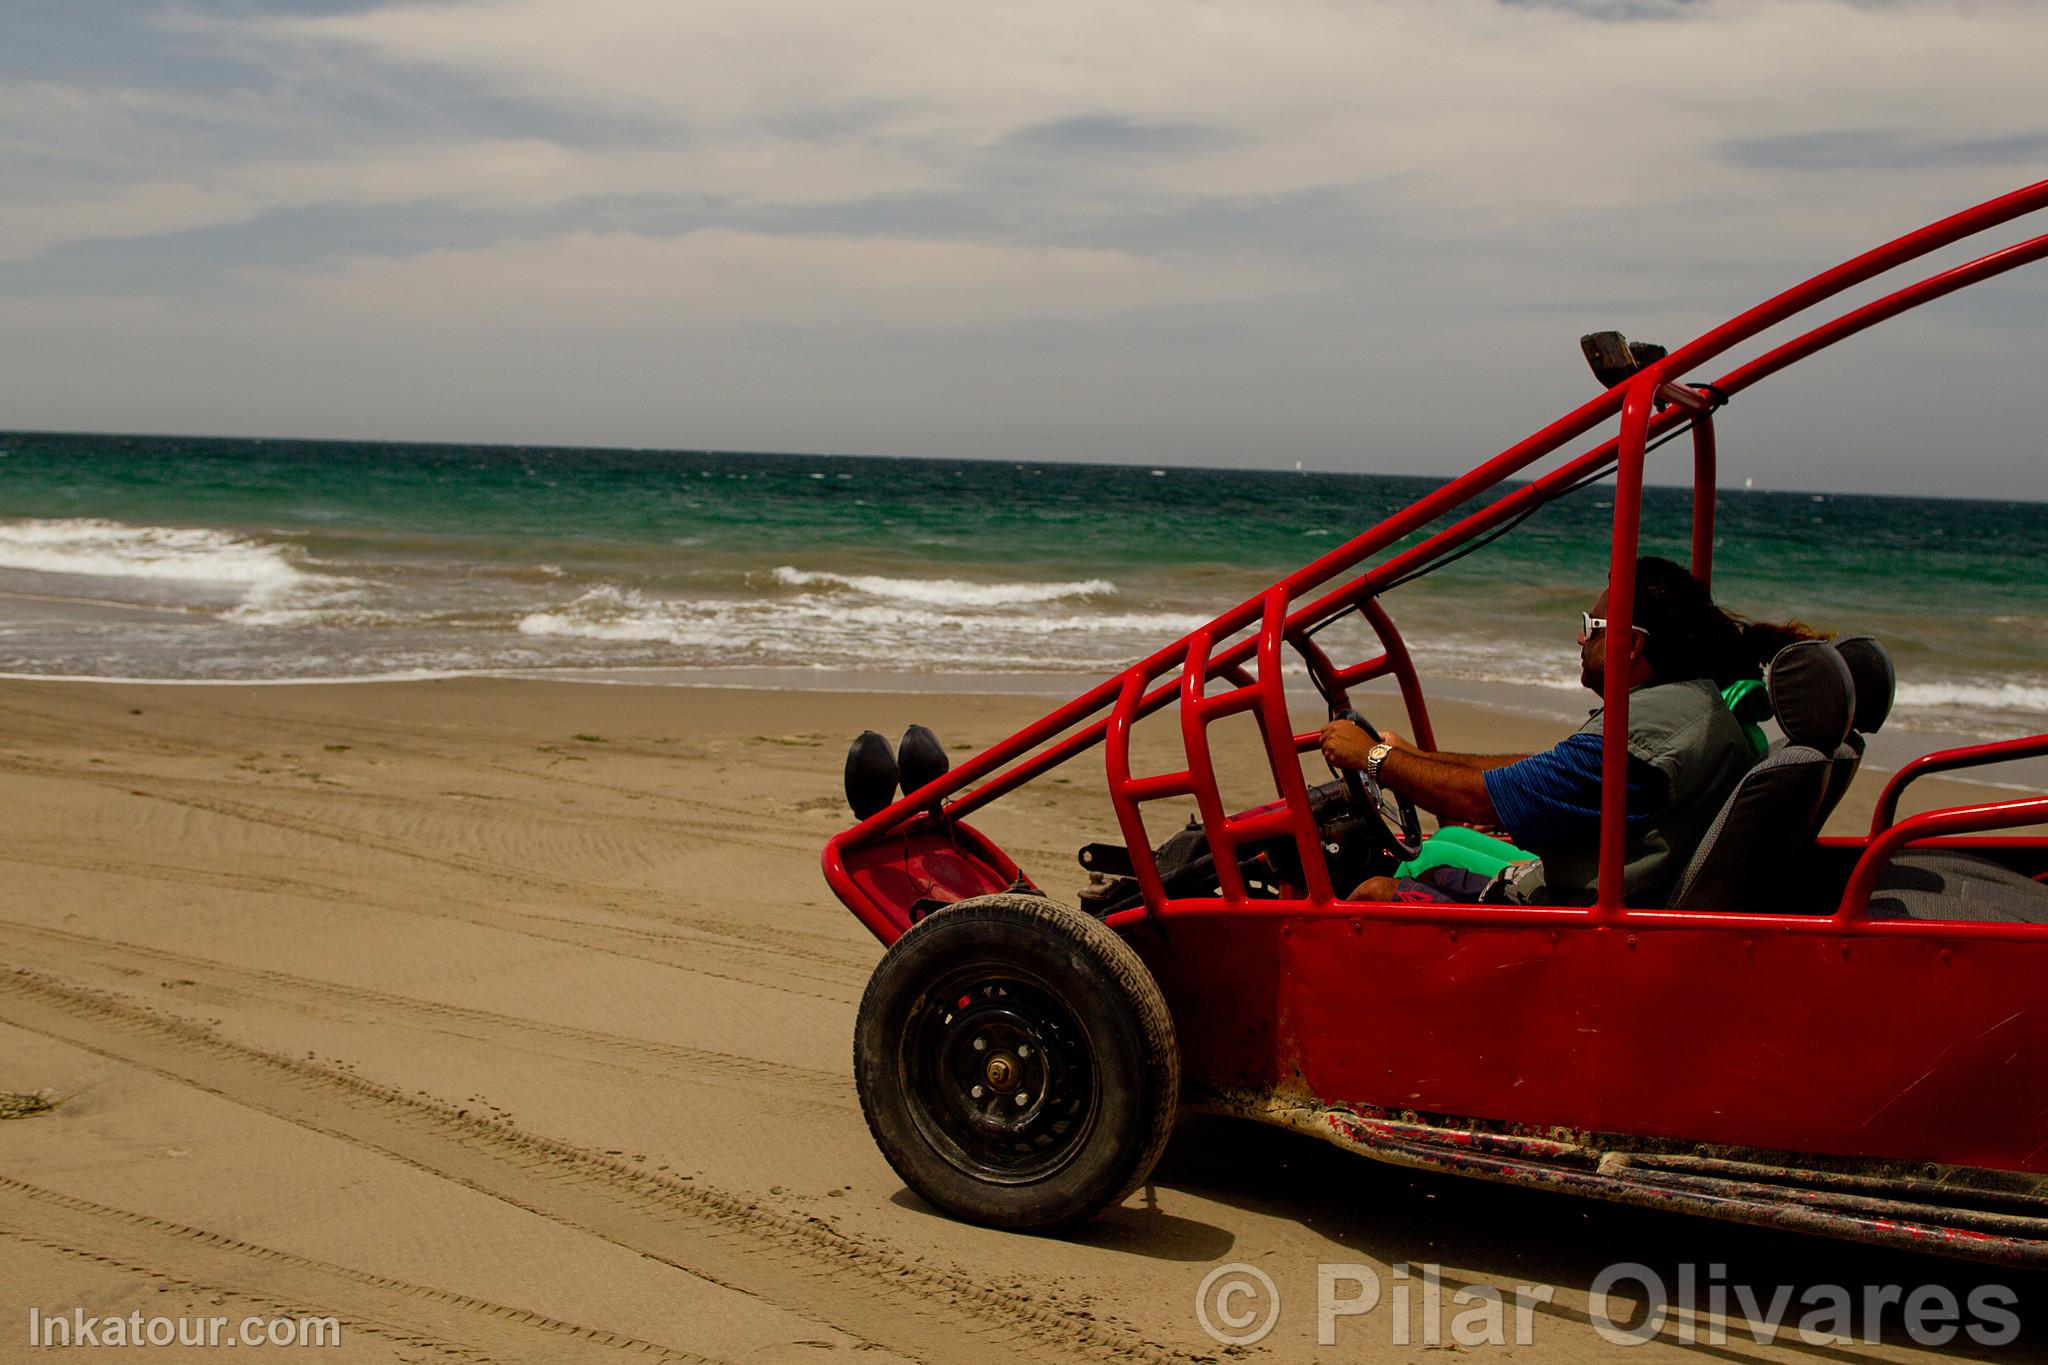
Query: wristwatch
1364 742 1393 784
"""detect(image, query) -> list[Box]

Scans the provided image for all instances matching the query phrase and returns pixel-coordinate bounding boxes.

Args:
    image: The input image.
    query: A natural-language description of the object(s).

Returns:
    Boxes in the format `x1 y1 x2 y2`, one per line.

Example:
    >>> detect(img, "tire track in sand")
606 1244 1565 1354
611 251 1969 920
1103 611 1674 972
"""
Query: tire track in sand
0 970 1176 1365
0 918 849 1105
0 845 863 1007
0 751 874 978
0 1178 722 1364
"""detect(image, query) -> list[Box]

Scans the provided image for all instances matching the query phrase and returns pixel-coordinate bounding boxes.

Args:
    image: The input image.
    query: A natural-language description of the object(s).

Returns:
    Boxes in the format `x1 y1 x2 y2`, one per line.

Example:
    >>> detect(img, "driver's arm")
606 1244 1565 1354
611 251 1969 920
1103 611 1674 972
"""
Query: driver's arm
1319 721 1505 827
1390 744 1527 772
1324 724 1530 770
1375 748 1500 827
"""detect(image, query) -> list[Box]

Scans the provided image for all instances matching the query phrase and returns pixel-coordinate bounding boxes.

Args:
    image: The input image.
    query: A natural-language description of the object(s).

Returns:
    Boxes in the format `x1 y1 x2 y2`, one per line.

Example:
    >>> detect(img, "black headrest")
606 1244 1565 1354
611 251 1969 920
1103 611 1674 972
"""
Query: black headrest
844 731 899 820
1832 635 1895 735
1765 640 1854 751
898 724 950 800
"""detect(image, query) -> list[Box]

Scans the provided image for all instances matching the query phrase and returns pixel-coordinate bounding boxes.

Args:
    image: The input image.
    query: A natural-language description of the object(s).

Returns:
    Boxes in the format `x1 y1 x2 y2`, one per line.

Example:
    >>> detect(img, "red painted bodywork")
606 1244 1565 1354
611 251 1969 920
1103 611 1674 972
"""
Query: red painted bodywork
822 181 2048 1243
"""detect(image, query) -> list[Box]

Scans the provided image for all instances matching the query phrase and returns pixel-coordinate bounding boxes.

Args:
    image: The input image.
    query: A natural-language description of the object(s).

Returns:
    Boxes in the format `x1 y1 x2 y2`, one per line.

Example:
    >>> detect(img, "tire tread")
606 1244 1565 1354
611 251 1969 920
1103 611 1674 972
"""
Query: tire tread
853 893 1179 1229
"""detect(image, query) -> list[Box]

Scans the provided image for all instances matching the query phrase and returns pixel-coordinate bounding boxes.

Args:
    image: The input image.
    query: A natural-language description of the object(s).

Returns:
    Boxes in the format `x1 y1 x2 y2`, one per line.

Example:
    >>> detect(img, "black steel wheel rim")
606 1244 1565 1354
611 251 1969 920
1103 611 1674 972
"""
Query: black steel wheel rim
899 963 1102 1185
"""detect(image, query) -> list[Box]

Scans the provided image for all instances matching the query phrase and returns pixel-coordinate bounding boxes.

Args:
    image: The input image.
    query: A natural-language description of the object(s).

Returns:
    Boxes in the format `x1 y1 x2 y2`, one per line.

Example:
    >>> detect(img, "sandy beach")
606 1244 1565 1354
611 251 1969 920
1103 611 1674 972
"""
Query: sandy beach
2 675 2039 1363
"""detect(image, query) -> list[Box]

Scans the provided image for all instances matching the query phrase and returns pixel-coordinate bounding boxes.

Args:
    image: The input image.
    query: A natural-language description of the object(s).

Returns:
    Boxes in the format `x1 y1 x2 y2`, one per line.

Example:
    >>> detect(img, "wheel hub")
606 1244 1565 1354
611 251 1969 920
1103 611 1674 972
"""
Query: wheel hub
904 973 1099 1182
948 1011 1049 1129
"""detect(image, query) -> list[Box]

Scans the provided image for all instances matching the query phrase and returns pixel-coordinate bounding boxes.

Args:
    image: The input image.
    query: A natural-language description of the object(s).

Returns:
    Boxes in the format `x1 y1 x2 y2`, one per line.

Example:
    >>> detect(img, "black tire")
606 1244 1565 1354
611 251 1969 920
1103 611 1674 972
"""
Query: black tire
854 892 1179 1230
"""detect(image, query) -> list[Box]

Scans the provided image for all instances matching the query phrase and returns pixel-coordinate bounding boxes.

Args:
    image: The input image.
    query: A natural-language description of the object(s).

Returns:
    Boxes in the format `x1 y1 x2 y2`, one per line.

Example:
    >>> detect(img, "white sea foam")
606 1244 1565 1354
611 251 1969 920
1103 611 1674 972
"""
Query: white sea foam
1895 680 2048 716
518 584 1207 663
0 518 310 590
223 599 392 629
771 566 1116 607
518 586 728 648
821 603 1209 635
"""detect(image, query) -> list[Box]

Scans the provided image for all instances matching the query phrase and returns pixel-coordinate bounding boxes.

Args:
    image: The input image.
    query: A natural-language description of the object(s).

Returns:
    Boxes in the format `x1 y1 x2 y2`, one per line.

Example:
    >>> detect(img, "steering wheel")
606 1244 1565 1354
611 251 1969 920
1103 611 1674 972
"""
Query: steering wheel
1327 707 1425 862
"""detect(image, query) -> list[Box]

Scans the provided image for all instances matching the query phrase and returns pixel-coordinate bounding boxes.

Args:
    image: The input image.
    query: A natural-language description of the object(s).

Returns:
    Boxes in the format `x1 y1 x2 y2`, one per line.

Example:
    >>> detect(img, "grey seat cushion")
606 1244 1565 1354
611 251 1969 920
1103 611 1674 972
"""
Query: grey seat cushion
1868 850 2048 924
1667 641 1855 911
1835 636 1896 736
1816 636 1895 831
1667 743 1834 909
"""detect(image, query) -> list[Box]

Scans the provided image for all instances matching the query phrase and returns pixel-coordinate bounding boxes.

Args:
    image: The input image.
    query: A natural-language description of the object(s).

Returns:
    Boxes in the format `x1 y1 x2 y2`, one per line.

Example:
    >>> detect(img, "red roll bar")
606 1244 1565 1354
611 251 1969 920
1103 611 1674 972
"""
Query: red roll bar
825 180 2048 941
1871 734 2048 835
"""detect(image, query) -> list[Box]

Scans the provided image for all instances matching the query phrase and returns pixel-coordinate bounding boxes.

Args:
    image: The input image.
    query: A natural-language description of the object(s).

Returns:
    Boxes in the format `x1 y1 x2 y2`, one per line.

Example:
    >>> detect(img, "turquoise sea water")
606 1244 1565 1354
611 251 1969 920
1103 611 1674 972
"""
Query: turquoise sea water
2 430 2044 739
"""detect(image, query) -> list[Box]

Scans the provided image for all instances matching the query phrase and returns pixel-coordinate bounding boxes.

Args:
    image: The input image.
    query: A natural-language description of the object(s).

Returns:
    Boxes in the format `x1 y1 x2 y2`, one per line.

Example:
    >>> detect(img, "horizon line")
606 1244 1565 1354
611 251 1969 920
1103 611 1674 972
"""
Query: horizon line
3 425 2040 507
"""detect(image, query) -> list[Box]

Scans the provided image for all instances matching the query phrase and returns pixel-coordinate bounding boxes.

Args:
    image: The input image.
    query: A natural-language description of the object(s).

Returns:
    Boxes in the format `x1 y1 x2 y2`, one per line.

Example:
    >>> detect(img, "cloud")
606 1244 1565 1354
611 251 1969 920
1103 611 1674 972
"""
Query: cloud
247 227 1295 331
0 135 938 260
222 0 2044 225
2 0 2045 494
1498 0 1699 18
0 180 263 262
14 1 2045 262
1003 117 1231 159
1724 128 2048 172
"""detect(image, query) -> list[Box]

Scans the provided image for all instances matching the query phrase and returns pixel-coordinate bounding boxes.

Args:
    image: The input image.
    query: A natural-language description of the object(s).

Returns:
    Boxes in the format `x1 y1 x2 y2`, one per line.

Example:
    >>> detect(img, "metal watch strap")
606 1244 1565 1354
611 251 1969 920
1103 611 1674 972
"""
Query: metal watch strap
1364 742 1393 783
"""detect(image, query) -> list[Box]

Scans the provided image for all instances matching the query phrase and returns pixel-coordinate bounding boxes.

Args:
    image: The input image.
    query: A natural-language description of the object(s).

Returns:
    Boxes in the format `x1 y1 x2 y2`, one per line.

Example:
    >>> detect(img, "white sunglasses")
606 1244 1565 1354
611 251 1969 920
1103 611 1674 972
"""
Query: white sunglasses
1580 612 1650 642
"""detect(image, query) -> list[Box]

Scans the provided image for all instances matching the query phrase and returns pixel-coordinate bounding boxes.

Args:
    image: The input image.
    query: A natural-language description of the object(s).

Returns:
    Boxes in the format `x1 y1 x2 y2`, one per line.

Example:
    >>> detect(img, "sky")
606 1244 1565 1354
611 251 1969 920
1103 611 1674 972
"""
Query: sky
2 0 2044 497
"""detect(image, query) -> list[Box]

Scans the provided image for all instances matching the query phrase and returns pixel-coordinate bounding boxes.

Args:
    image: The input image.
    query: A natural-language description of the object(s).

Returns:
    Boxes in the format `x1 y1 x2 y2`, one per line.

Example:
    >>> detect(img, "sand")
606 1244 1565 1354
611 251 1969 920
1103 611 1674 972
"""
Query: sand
1 676 2039 1363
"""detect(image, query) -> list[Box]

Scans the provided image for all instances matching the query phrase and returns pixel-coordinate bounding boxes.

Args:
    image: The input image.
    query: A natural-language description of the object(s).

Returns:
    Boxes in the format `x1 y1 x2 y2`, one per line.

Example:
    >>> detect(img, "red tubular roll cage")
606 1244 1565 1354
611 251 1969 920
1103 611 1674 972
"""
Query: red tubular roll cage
825 179 2048 945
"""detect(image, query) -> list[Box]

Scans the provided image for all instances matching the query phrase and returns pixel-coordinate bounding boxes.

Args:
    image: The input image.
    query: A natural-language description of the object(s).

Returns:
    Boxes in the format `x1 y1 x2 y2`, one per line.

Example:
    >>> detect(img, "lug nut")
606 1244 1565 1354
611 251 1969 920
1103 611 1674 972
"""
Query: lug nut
972 1037 987 1052
1017 1044 1032 1059
971 1085 984 1099
1015 1093 1029 1107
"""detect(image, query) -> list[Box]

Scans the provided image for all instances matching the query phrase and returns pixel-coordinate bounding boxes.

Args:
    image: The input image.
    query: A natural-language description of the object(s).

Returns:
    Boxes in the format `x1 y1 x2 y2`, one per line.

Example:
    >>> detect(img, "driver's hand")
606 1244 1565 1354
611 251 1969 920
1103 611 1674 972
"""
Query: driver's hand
1319 719 1378 770
1377 728 1409 752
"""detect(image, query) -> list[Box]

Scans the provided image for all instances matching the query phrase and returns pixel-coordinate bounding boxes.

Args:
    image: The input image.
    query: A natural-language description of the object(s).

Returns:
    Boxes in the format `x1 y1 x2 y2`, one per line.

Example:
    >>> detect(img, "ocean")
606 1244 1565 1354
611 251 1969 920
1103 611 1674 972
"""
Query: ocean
2 430 2045 745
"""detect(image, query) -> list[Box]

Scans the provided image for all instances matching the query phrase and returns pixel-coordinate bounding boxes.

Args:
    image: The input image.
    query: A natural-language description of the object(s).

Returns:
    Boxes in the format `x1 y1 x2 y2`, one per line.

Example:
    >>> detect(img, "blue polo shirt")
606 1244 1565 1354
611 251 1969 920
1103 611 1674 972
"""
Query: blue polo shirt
1482 732 1663 850
1479 678 1755 905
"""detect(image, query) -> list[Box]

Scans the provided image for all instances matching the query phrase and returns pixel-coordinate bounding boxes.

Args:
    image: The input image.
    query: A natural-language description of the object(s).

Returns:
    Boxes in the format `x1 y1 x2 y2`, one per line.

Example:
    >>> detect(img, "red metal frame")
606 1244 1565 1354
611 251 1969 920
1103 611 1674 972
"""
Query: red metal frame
823 181 2048 1255
1870 734 2048 834
826 179 2048 936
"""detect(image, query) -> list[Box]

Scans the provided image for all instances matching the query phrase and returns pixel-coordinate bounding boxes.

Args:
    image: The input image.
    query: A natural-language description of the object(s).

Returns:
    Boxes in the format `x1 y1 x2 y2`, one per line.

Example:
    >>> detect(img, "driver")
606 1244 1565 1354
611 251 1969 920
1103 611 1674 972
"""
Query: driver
1319 556 1819 906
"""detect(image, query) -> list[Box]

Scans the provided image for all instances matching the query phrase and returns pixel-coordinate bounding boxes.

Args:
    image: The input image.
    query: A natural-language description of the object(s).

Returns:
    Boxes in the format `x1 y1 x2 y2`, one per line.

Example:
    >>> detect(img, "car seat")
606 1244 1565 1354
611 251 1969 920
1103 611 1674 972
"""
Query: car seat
1666 640 1854 911
1813 634 1895 831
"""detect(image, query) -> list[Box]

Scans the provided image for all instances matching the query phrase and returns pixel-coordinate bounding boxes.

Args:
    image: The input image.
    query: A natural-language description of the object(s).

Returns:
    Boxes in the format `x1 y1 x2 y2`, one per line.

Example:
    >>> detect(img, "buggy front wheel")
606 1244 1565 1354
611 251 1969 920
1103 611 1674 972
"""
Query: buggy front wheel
853 893 1179 1229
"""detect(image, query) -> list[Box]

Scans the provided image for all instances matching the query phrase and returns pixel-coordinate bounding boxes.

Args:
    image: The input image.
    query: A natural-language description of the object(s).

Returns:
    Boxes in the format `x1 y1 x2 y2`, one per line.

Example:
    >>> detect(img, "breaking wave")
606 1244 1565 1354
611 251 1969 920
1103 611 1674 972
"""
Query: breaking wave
771 566 1116 607
0 518 312 591
518 583 1207 665
1895 680 2048 717
517 586 729 649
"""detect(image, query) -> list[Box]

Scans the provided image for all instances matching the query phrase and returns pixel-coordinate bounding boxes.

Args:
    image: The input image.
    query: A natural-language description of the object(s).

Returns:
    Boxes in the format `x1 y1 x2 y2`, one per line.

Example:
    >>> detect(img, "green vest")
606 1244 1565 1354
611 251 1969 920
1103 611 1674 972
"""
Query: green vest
1532 677 1754 906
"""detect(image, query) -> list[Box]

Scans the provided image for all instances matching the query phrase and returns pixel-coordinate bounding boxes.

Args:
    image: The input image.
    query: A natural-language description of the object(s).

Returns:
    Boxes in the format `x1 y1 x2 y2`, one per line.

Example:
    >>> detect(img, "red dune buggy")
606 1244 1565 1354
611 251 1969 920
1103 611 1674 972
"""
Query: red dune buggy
824 180 2048 1265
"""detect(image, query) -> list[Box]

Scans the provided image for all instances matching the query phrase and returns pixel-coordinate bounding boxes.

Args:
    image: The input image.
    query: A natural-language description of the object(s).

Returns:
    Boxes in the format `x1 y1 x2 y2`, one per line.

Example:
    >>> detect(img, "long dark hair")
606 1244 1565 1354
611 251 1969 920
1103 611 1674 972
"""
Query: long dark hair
1630 556 1826 687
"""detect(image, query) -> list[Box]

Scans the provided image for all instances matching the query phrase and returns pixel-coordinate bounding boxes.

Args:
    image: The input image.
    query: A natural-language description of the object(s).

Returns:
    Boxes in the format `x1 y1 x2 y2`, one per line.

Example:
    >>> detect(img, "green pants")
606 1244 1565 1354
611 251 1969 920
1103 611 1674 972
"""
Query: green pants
1393 825 1535 881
